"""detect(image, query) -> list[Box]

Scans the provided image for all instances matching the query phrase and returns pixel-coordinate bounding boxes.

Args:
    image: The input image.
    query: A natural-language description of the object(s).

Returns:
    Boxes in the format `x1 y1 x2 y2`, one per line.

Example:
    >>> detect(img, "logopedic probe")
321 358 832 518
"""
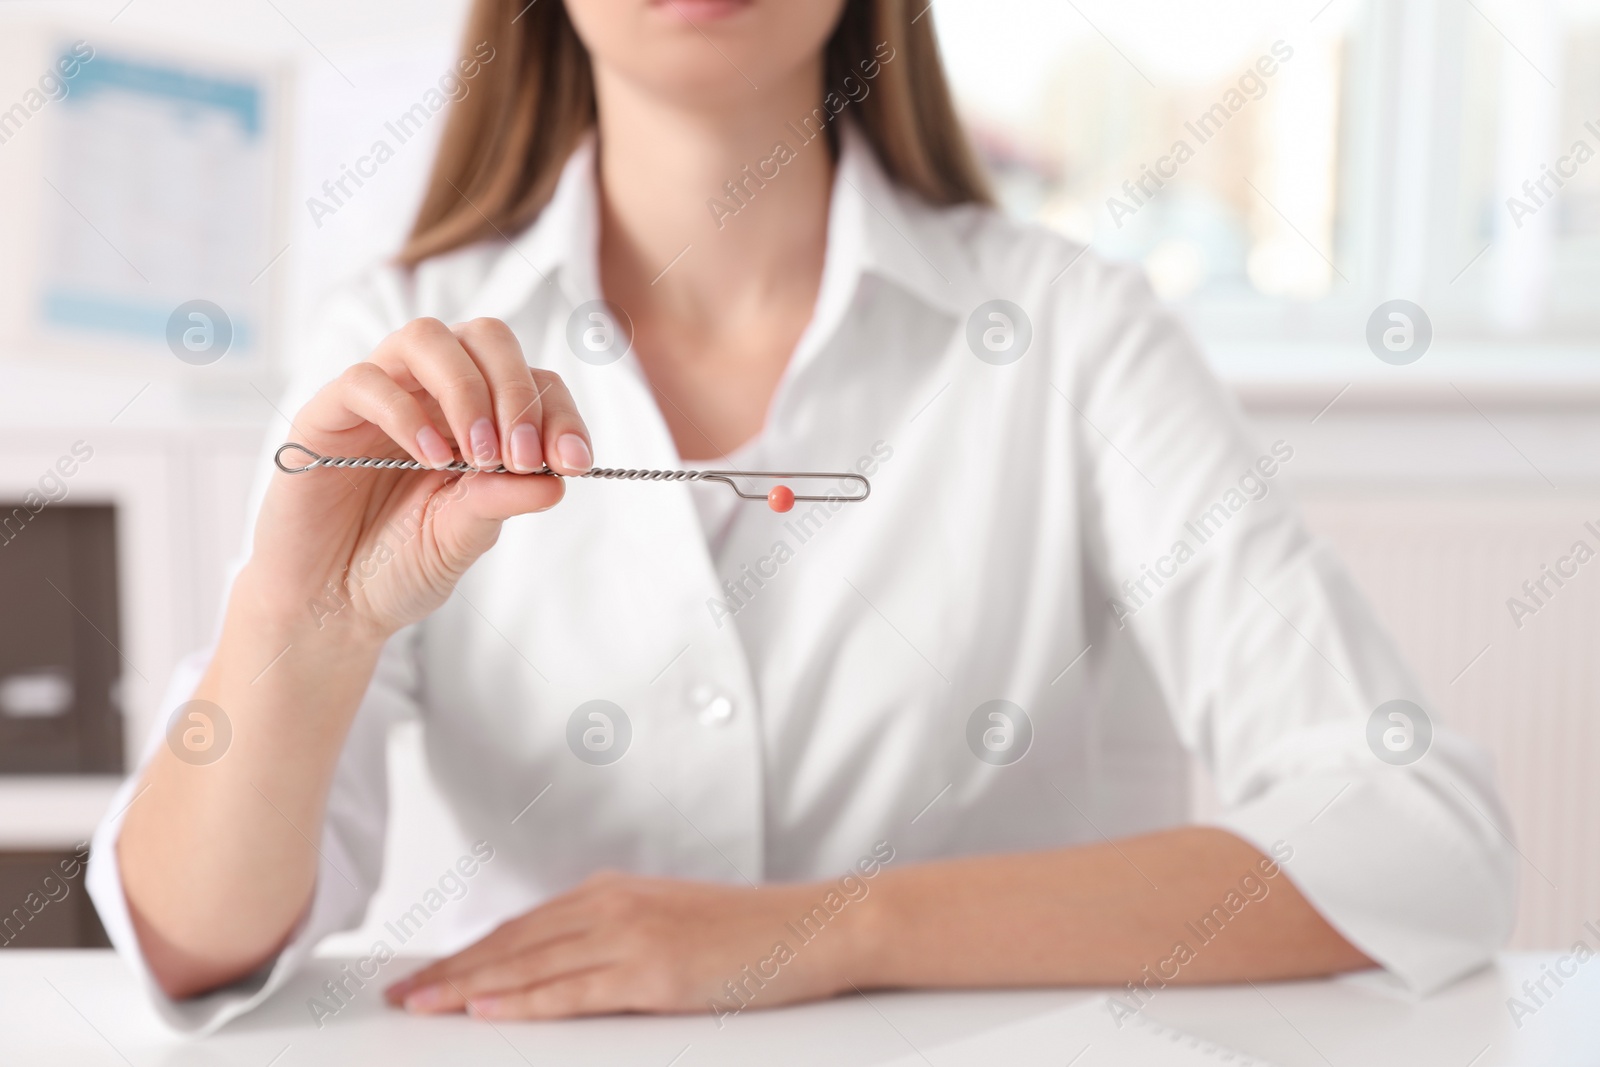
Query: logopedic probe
274 442 870 514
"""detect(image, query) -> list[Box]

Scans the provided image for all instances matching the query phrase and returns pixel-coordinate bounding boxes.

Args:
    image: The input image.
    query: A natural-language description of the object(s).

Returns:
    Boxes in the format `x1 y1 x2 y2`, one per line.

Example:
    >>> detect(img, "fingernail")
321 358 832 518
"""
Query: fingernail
416 426 454 469
510 423 542 472
556 433 591 472
403 985 446 1012
469 995 500 1018
469 418 498 467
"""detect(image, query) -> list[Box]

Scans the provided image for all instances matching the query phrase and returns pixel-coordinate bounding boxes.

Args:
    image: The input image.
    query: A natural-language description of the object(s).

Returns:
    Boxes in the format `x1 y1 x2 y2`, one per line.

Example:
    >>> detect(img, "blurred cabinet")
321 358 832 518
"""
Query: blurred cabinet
0 504 123 774
0 847 108 949
0 416 264 882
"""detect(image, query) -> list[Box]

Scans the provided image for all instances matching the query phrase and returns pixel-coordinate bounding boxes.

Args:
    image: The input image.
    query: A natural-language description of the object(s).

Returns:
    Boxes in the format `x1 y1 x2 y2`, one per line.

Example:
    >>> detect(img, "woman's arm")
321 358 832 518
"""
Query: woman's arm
114 317 592 999
1060 257 1514 991
383 826 1368 1020
118 577 386 999
858 827 1370 989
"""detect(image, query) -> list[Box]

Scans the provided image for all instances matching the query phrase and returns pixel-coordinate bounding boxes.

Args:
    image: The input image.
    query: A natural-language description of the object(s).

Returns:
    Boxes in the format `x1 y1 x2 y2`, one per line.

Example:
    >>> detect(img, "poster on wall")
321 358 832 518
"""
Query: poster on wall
0 25 286 371
11 33 285 368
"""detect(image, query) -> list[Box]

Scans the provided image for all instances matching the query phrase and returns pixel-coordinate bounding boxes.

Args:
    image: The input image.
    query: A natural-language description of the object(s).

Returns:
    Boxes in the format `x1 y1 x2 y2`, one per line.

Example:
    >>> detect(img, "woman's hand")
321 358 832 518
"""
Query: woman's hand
382 872 877 1020
244 316 592 640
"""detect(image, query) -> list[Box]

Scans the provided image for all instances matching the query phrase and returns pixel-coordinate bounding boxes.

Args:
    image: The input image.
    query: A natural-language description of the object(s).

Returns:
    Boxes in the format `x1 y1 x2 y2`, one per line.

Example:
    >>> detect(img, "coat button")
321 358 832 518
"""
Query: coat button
689 683 736 726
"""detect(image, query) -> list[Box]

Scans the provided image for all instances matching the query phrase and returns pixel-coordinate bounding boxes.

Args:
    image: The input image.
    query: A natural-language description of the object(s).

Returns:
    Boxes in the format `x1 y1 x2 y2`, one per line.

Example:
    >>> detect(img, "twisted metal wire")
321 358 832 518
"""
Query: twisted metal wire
292 452 498 474
274 443 870 502
583 467 707 483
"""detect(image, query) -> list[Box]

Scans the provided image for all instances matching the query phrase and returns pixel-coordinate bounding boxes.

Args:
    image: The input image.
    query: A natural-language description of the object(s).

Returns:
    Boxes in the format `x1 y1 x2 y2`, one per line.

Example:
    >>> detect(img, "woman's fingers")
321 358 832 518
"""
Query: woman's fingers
531 369 593 474
463 967 622 1020
370 318 497 468
299 362 453 468
362 317 592 476
400 934 612 1014
426 468 564 569
452 318 547 473
384 899 594 1005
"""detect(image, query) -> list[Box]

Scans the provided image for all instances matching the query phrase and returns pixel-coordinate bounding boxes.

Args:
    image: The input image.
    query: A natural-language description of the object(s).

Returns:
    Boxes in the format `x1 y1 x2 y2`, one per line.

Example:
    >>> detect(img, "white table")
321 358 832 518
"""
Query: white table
2 951 1594 1065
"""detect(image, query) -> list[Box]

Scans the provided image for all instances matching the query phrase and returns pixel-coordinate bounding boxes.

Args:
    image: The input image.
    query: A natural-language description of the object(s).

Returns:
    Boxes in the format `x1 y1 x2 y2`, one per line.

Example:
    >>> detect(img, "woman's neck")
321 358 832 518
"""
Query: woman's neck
593 65 833 317
590 61 834 460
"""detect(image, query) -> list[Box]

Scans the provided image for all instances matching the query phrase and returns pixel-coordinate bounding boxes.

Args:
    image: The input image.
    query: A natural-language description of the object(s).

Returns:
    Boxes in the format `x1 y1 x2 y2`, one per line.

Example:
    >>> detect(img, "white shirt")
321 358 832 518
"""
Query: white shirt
89 125 1516 1033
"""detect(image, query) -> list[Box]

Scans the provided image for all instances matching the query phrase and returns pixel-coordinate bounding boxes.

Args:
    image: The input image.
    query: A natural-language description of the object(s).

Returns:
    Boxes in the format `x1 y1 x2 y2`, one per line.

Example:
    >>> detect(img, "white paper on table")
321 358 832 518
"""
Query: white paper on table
873 997 1278 1067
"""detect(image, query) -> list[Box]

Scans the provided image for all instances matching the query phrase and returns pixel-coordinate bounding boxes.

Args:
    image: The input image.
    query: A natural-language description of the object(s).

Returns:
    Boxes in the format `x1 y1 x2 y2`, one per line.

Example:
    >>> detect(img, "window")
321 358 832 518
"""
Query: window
932 0 1600 347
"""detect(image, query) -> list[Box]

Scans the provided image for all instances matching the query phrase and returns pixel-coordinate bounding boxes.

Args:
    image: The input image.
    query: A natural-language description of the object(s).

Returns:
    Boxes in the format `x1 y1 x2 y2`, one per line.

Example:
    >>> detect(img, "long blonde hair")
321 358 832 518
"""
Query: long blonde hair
400 0 990 267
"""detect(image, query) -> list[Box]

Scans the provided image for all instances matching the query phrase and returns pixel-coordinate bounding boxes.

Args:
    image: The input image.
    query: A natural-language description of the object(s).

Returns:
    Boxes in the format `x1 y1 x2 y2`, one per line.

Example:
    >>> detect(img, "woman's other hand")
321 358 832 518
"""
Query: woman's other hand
382 872 878 1020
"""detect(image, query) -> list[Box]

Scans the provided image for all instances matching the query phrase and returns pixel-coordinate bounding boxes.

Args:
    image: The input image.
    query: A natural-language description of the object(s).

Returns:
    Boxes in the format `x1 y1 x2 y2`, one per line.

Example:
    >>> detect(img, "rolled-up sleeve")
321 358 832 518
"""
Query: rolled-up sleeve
1067 261 1517 993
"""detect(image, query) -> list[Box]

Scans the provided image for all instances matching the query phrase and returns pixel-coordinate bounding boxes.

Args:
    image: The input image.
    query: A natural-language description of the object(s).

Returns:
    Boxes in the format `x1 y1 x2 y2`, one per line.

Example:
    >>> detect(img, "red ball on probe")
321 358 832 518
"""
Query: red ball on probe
767 485 795 513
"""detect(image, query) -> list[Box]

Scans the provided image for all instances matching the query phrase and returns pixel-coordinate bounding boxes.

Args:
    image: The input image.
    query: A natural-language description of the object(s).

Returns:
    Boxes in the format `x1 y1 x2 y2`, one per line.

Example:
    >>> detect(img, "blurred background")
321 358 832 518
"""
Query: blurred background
0 0 1595 958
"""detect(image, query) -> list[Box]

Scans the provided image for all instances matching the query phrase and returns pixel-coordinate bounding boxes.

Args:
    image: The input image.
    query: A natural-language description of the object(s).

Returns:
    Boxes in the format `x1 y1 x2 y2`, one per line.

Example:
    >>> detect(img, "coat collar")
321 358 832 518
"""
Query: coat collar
830 120 971 318
467 121 974 324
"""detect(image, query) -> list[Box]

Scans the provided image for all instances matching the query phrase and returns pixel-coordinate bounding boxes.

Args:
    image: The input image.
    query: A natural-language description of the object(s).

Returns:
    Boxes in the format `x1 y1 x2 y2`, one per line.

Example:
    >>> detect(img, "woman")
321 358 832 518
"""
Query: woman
91 0 1514 1032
